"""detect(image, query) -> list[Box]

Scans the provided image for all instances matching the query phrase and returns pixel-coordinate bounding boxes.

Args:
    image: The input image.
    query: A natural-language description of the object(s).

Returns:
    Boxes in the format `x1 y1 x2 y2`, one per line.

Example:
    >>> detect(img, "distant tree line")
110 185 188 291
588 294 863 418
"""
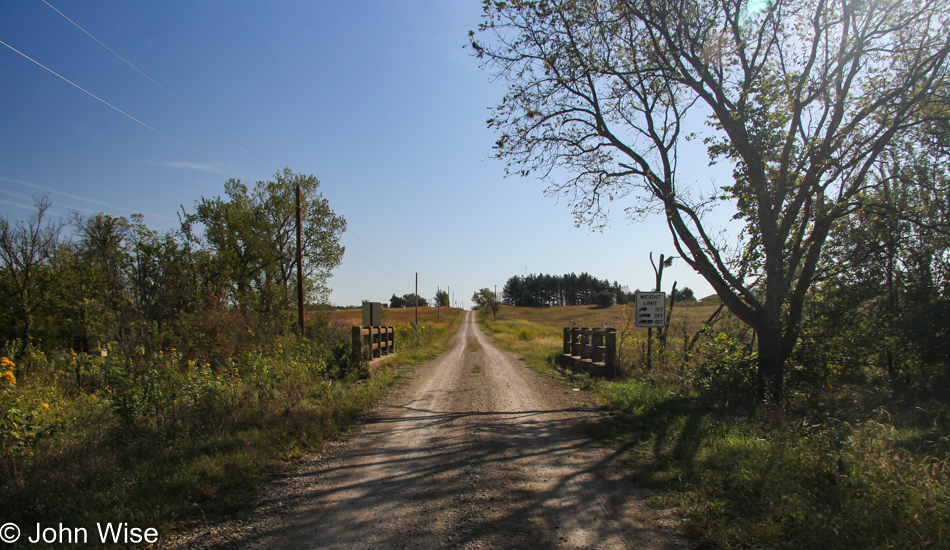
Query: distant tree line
388 293 428 308
502 273 631 308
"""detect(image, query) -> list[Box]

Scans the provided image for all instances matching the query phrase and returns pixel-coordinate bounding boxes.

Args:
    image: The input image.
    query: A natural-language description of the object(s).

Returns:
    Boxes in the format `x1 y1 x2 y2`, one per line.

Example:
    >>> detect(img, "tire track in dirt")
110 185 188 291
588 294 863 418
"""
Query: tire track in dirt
165 311 691 549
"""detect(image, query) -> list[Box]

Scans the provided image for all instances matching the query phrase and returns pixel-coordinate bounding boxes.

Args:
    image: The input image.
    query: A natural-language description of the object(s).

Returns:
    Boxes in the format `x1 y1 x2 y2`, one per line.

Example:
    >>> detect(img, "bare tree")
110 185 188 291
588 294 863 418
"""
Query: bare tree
0 196 66 346
473 0 950 401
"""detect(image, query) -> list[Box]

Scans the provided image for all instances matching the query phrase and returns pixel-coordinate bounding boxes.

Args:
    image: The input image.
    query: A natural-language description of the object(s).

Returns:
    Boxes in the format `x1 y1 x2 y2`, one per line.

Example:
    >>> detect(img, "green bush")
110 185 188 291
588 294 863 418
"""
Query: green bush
693 332 757 406
593 291 615 309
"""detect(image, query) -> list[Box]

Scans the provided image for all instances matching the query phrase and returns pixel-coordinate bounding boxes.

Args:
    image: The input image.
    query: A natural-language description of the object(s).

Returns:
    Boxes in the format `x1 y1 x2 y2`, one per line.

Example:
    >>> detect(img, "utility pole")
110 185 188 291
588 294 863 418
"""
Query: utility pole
415 272 419 326
296 183 305 337
437 286 440 319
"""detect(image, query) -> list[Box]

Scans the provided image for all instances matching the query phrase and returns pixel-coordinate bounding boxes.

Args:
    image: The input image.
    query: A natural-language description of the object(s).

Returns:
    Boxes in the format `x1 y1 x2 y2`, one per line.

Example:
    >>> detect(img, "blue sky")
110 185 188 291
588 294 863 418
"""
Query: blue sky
0 0 725 308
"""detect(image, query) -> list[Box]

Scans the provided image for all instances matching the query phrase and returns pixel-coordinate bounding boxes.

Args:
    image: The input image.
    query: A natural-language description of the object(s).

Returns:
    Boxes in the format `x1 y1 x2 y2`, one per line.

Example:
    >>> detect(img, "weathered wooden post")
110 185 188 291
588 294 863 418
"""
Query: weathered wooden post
373 326 382 358
571 327 581 356
592 329 605 364
563 327 572 355
605 328 617 378
351 326 364 363
581 328 592 360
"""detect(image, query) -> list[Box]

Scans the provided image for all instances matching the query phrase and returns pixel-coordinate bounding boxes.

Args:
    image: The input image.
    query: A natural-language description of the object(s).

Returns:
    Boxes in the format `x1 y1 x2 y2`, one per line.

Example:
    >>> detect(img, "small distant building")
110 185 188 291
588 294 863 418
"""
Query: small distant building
700 294 720 303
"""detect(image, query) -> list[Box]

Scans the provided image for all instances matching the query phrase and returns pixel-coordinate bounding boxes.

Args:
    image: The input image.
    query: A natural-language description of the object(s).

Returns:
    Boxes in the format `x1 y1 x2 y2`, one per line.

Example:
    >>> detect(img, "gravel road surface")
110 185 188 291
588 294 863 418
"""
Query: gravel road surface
165 311 691 549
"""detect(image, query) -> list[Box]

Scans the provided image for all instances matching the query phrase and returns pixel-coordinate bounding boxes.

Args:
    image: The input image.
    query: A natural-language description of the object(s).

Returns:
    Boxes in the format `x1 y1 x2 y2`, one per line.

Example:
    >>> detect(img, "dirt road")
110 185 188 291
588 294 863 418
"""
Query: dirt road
168 311 691 549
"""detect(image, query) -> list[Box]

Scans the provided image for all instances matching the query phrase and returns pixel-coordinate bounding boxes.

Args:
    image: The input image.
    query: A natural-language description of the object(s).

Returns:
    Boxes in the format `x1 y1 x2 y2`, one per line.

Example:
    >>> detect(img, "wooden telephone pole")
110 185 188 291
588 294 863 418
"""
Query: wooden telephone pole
296 184 305 336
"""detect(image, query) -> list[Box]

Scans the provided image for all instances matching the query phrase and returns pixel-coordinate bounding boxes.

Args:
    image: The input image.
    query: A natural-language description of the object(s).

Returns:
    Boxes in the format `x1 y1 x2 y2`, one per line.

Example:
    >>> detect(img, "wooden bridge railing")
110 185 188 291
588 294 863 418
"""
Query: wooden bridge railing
559 327 618 377
351 326 395 362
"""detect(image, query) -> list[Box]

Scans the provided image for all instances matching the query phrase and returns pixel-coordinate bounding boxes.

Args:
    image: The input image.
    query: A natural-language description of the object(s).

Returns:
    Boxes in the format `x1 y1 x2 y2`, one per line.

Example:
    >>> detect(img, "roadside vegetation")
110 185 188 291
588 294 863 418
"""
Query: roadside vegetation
478 303 950 549
1 307 461 535
0 168 463 537
472 0 950 545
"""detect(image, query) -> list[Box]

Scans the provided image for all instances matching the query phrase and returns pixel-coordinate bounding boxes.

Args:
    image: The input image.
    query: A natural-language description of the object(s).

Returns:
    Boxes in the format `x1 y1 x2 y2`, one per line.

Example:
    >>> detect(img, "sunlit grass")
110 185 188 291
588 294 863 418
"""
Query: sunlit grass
481 307 950 549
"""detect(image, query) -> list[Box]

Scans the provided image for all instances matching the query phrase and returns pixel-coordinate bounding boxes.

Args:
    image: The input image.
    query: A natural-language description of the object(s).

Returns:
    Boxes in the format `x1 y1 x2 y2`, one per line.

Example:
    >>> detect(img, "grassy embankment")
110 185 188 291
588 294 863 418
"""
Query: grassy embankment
1 307 462 540
480 304 950 549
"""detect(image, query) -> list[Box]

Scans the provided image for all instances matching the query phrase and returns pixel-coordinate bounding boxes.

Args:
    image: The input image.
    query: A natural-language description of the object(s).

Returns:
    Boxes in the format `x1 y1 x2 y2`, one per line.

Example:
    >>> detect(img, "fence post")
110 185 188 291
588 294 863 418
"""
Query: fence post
351 326 363 363
605 328 617 377
571 327 581 356
563 327 571 355
581 328 592 360
592 329 605 364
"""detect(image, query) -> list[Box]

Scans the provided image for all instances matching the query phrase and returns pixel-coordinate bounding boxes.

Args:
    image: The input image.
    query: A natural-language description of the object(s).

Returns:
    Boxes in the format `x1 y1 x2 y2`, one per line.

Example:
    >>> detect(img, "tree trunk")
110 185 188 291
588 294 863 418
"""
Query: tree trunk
755 320 785 404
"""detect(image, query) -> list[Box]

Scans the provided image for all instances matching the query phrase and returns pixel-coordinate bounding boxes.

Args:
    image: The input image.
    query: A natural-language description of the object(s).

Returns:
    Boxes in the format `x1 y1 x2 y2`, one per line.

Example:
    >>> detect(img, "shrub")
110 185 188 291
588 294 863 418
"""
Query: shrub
593 291 615 309
693 333 757 406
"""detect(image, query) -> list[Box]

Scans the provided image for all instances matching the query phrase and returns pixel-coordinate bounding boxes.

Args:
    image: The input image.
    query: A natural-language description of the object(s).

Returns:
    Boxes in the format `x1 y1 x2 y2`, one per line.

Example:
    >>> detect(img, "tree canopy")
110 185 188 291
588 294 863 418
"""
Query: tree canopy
502 272 629 307
0 170 346 357
181 169 346 311
473 0 950 401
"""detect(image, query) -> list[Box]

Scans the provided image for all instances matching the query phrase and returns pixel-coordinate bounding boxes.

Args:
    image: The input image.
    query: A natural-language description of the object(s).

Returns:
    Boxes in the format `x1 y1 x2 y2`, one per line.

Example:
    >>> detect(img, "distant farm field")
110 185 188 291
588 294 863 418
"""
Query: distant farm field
329 306 464 328
489 302 723 335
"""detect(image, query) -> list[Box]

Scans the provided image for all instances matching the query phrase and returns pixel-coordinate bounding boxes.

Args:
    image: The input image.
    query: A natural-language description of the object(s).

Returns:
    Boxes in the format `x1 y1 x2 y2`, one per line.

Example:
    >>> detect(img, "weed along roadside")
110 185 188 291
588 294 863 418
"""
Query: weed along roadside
477 304 950 549
0 307 463 543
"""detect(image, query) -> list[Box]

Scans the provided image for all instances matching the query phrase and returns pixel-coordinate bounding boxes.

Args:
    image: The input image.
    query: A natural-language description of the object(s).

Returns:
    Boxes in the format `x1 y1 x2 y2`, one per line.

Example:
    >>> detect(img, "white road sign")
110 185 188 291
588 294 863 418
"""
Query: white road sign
635 292 666 327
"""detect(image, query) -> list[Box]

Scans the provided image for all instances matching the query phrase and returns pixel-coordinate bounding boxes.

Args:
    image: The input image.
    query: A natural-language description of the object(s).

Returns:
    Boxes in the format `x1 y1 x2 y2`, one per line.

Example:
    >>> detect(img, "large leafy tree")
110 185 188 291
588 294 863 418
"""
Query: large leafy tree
473 0 950 401
813 137 950 379
182 169 346 312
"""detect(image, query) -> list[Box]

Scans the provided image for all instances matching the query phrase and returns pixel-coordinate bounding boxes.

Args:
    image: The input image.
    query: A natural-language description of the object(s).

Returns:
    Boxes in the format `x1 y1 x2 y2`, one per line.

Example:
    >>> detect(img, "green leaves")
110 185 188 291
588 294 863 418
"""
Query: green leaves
475 0 950 402
181 169 346 312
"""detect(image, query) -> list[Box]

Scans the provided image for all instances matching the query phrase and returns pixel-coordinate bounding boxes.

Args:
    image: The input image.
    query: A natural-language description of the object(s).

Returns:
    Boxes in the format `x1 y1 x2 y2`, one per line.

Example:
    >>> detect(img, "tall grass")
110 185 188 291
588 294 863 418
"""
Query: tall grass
1 311 462 537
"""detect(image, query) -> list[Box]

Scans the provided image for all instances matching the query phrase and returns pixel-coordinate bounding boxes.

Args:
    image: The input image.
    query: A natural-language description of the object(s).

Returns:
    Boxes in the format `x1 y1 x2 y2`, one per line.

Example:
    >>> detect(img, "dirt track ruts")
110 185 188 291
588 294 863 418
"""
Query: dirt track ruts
165 311 692 549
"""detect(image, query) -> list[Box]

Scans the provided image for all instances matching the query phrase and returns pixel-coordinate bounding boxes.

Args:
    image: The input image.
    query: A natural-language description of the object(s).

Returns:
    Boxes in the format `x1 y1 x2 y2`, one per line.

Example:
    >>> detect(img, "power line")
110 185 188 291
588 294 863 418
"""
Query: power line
344 234 439 297
345 245 408 282
346 230 440 294
40 0 281 173
349 230 414 273
0 38 242 180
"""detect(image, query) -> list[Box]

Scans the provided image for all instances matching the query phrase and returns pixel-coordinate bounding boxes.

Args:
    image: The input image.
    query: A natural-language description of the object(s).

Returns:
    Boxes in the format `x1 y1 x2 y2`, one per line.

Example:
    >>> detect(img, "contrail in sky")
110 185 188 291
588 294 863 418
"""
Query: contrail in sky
0 175 173 219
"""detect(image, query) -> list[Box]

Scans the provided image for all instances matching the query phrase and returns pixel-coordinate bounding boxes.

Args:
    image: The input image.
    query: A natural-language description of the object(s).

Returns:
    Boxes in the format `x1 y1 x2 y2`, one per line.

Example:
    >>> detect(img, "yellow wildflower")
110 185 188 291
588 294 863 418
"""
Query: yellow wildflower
1 370 15 385
42 403 49 410
0 357 14 369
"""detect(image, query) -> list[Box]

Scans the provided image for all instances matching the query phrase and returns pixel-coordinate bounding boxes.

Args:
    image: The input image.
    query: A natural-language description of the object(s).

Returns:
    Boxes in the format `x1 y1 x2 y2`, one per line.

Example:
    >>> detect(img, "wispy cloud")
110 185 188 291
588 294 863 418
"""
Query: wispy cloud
0 198 38 211
0 175 174 220
145 159 226 174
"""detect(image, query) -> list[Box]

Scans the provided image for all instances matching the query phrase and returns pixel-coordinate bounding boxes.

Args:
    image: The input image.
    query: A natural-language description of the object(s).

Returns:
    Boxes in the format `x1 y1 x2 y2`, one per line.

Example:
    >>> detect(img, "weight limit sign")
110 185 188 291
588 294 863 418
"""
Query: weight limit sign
635 292 666 327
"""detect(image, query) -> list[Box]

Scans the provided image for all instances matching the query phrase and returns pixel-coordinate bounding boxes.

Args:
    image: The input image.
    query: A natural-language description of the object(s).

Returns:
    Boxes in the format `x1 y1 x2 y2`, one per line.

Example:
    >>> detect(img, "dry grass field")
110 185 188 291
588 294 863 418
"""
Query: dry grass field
489 302 724 336
328 306 464 328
